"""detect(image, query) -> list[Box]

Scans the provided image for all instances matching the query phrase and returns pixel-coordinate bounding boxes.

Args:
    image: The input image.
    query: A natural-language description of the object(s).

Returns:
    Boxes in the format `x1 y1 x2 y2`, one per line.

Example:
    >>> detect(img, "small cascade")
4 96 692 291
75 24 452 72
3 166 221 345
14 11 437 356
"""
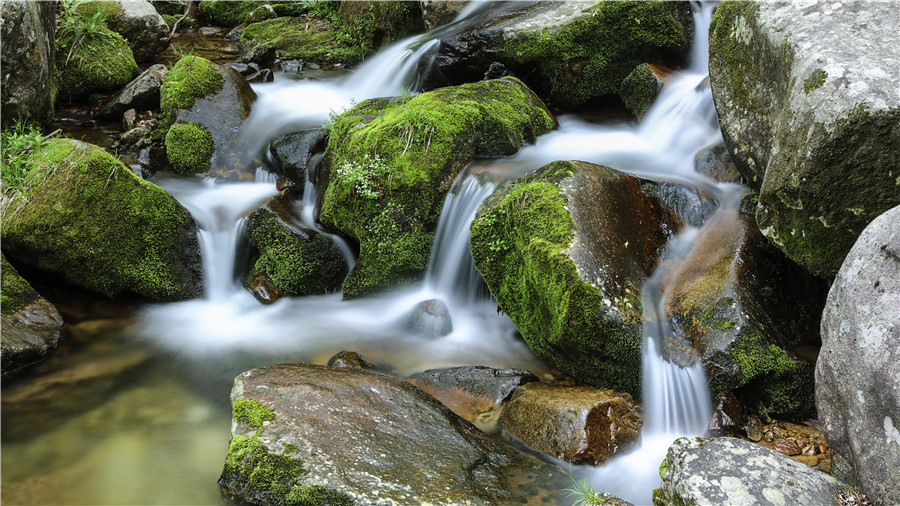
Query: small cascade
424 174 496 306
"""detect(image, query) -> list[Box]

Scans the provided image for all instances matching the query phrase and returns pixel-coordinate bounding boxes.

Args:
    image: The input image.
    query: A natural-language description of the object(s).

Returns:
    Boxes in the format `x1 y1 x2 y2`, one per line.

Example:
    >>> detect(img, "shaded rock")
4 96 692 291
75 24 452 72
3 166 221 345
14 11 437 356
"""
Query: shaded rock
245 68 272 83
244 193 347 298
278 59 303 73
662 201 827 419
695 143 741 184
338 1 425 56
326 350 375 370
218 363 574 505
420 0 468 30
55 25 138 102
654 437 848 506
98 64 167 120
737 418 832 473
407 366 537 423
269 129 326 186
198 0 258 27
620 63 663 118
437 1 691 109
0 0 55 128
499 382 642 466
470 160 678 396
81 0 171 62
246 275 282 304
817 204 900 505
1 139 202 301
706 392 743 437
405 298 452 337
239 16 358 66
320 78 555 299
708 1 900 277
1 255 65 376
224 62 258 76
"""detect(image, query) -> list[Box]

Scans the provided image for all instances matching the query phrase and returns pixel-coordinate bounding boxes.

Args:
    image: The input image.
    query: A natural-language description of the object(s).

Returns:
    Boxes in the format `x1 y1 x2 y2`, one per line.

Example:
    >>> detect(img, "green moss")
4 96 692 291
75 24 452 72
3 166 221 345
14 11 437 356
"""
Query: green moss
0 254 38 316
198 0 264 27
165 121 214 174
504 1 685 108
337 1 424 57
241 16 362 64
469 161 643 395
233 399 276 428
55 25 138 101
619 63 660 118
221 435 352 505
160 55 224 128
76 1 124 19
803 68 827 95
320 78 555 298
0 139 200 301
658 455 668 479
246 208 347 296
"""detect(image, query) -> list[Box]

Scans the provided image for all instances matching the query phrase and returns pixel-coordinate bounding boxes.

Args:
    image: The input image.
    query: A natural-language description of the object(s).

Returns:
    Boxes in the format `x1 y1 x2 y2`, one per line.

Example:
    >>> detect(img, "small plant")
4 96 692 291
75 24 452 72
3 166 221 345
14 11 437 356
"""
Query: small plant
1 121 55 199
57 0 116 65
561 465 613 506
393 107 437 156
335 154 392 201
301 0 340 25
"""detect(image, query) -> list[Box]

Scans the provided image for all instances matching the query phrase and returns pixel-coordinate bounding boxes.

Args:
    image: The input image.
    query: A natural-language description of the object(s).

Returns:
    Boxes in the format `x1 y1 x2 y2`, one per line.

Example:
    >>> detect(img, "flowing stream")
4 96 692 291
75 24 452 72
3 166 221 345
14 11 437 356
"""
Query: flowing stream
1 2 747 504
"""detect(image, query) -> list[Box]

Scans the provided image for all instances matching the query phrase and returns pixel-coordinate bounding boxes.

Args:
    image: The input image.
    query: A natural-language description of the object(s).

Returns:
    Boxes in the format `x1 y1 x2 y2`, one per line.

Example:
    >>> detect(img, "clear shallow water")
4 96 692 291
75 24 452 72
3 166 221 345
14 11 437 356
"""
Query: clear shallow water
2 2 743 504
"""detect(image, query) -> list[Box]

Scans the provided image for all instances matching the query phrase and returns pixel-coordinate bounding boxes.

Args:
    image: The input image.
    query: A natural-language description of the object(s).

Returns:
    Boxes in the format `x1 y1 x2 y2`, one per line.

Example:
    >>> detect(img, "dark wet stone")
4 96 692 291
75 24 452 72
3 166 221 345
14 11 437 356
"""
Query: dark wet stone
706 392 743 436
326 350 375 369
246 69 272 83
405 298 453 337
278 59 303 73
499 382 642 465
407 366 537 422
0 0 55 127
695 143 741 184
246 275 282 304
269 129 327 186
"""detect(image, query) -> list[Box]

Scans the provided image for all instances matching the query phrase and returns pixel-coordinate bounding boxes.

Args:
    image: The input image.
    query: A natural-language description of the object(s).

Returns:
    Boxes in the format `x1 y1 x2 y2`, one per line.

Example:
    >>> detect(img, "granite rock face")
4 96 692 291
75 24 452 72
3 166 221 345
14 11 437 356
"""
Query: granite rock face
708 1 900 277
816 204 900 505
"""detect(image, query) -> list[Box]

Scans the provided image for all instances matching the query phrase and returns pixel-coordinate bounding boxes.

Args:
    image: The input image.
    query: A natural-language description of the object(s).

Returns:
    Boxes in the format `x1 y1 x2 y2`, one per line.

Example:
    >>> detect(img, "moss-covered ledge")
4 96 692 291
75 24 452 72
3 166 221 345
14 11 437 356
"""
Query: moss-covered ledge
1 139 202 300
319 78 555 299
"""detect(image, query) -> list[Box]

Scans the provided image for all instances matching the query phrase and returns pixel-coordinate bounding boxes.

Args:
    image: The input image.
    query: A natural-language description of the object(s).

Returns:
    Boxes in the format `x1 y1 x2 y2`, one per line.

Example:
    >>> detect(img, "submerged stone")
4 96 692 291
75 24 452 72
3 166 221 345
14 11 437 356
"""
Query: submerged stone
469 160 678 396
319 77 555 299
708 1 900 277
1 139 202 301
219 363 574 504
405 298 453 337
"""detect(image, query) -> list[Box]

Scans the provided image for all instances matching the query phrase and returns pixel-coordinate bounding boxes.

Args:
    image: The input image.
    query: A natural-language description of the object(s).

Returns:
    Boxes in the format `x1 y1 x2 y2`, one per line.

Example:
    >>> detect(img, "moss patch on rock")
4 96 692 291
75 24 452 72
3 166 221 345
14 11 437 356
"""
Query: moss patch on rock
338 1 424 56
165 121 214 174
55 25 138 101
232 399 276 429
0 254 38 317
160 55 225 128
198 0 264 27
241 16 362 64
620 63 661 118
1 139 201 300
504 1 686 108
320 78 555 298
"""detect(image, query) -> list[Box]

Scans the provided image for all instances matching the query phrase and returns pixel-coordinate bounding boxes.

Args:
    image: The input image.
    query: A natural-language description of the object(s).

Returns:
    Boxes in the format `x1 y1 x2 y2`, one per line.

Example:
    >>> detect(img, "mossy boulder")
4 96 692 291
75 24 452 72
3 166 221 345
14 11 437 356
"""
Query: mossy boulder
244 193 347 300
239 16 361 65
219 363 574 504
198 0 265 28
0 139 202 300
469 161 679 396
160 55 256 178
55 25 138 101
620 63 663 119
437 1 691 109
662 206 828 420
77 0 171 62
708 1 900 278
0 254 65 376
319 78 555 299
337 1 424 56
1 0 56 128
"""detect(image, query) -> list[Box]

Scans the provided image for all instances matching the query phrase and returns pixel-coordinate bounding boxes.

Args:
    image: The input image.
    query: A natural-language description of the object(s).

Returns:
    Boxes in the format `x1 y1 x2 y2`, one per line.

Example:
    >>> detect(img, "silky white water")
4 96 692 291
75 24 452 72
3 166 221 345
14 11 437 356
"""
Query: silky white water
135 1 735 503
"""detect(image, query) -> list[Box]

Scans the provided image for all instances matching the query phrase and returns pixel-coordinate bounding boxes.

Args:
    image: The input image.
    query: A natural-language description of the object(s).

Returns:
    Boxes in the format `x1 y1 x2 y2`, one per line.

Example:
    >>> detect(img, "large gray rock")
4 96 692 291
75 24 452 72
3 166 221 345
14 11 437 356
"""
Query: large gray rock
96 0 172 62
469 161 679 396
816 204 900 505
654 437 849 506
708 1 900 278
98 64 167 120
219 363 575 505
0 0 55 128
436 1 692 109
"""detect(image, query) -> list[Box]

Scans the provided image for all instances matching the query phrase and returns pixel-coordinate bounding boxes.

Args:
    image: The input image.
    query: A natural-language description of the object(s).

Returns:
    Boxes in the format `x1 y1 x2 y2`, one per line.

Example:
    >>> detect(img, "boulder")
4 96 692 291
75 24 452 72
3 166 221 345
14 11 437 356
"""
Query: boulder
500 382 642 466
98 64 167 120
662 205 827 419
269 129 327 187
161 55 256 176
0 255 65 376
619 63 663 119
337 1 424 56
239 16 361 65
817 204 900 505
407 366 537 423
198 0 260 27
0 0 55 128
469 161 678 396
654 437 849 506
55 22 139 102
243 193 347 300
708 1 900 277
1 139 202 301
79 0 171 62
219 363 574 505
436 1 692 109
420 0 467 30
320 78 555 299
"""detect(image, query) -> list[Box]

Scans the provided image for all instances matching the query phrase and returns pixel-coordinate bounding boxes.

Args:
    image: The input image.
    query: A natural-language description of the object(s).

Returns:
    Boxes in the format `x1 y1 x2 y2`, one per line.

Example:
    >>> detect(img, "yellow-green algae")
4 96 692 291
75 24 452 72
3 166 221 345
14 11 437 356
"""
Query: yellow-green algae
320 78 555 299
0 139 200 301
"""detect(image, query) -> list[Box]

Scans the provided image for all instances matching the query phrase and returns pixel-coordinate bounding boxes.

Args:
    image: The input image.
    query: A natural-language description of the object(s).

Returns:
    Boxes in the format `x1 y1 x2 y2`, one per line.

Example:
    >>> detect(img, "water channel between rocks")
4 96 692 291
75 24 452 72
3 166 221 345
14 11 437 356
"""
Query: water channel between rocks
2 3 746 504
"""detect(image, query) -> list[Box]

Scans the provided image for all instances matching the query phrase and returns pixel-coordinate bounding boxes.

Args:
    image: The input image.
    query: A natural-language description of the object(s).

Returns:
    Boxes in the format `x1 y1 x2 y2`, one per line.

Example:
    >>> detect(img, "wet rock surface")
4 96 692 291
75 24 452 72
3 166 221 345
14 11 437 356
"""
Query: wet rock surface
326 350 375 370
655 437 848 506
708 1 900 277
98 0 172 62
219 363 575 505
817 204 900 505
500 382 642 466
405 298 453 337
0 0 55 127
470 160 678 396
269 129 327 186
98 64 168 120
